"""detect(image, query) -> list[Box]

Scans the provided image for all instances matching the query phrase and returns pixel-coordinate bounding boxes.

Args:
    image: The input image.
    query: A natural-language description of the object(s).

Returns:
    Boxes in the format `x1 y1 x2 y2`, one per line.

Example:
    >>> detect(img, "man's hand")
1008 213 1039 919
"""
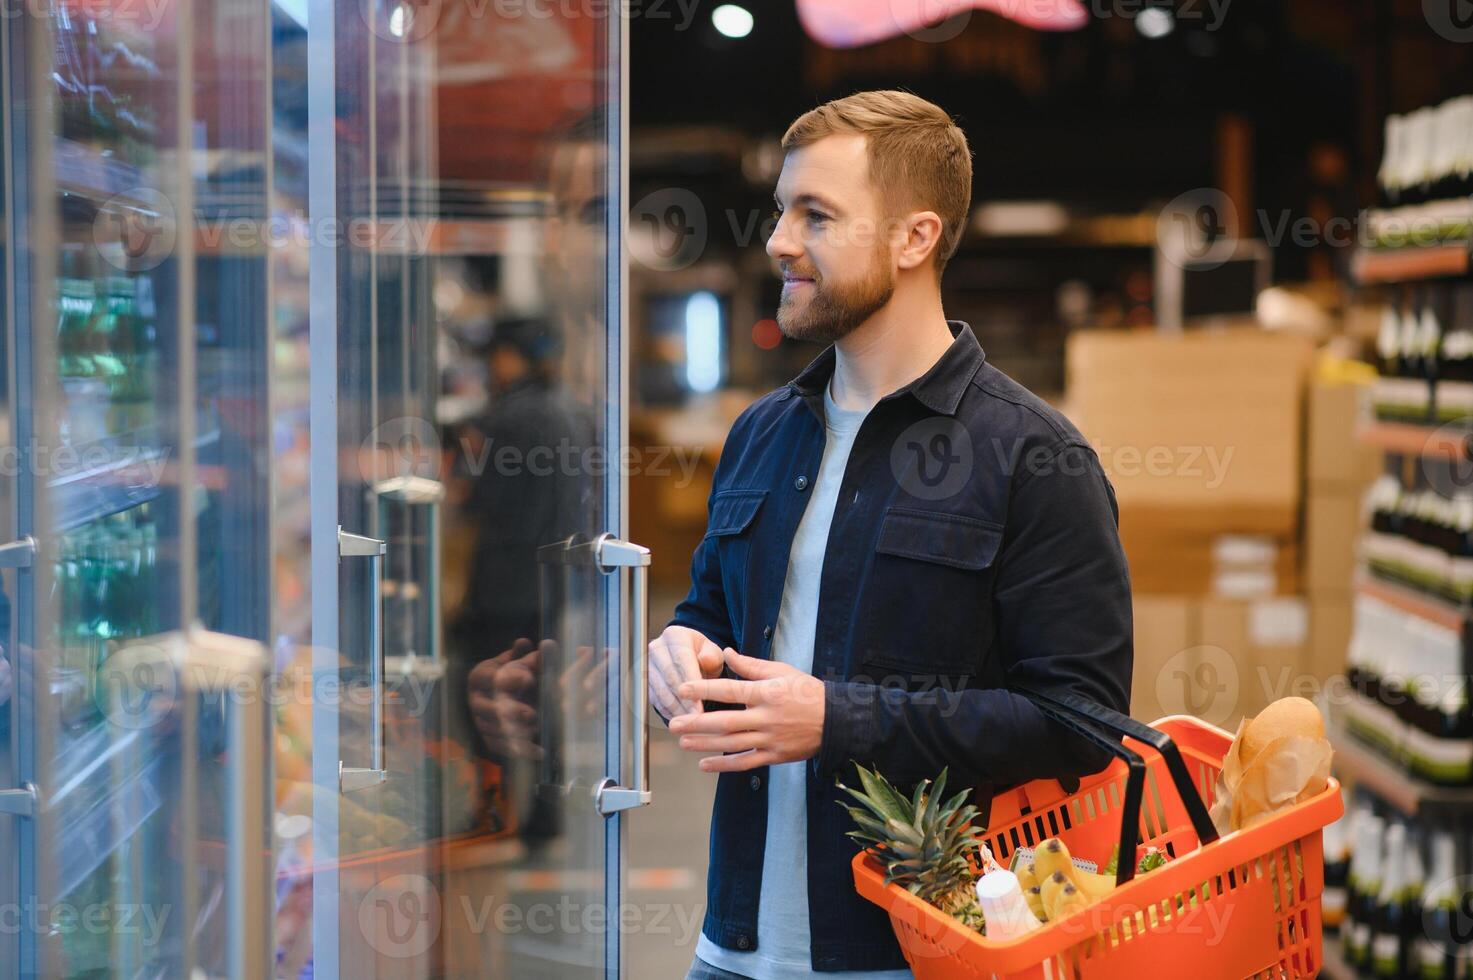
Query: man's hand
668 649 825 772
648 624 724 719
467 638 545 759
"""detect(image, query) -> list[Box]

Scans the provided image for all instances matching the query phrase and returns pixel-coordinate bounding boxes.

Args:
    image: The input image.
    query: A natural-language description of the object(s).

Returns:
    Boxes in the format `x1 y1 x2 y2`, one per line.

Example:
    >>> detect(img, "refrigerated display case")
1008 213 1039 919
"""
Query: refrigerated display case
1 2 275 977
3 1 644 976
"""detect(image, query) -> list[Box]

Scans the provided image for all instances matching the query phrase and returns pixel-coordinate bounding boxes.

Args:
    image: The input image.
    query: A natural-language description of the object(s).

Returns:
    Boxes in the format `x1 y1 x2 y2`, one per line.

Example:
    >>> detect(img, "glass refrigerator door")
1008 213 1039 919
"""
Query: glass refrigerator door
1 3 273 977
304 1 644 976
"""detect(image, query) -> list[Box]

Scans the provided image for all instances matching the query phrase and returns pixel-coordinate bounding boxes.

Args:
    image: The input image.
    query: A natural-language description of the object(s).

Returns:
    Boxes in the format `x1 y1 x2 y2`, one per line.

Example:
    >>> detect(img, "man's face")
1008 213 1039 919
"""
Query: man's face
765 134 897 344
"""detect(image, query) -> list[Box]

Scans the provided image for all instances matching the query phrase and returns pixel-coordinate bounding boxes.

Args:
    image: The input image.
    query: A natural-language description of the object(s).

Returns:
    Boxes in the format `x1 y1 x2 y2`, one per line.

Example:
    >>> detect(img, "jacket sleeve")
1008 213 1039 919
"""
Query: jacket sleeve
814 442 1134 787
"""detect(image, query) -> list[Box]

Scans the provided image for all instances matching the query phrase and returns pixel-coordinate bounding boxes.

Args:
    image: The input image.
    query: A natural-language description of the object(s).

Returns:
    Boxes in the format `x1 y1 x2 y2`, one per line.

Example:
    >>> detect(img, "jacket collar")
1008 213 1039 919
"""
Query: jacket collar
779 319 985 417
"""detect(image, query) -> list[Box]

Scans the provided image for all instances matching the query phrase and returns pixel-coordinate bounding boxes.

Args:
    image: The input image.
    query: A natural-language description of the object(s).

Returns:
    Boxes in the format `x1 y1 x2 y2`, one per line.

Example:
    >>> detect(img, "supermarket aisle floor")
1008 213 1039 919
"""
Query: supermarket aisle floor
625 586 715 979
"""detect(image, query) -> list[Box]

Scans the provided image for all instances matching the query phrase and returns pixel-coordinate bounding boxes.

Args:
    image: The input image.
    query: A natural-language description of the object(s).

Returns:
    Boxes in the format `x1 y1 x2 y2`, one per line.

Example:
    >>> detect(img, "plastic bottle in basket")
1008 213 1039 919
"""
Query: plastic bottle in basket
974 869 1041 941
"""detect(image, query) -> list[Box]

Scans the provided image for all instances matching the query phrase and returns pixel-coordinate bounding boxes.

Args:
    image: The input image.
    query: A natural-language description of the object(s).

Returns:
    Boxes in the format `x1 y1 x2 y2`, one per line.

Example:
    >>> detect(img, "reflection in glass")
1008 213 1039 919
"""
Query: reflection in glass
310 3 619 977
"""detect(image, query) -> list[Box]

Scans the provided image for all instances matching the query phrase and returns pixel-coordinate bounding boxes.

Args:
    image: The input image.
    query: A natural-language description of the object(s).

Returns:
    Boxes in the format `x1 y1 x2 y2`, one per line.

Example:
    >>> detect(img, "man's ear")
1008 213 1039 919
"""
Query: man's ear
896 210 945 273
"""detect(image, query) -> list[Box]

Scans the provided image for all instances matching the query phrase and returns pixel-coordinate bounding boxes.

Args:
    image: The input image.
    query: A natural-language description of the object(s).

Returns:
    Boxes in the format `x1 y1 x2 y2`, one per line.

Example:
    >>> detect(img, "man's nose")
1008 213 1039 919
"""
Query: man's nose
765 212 799 261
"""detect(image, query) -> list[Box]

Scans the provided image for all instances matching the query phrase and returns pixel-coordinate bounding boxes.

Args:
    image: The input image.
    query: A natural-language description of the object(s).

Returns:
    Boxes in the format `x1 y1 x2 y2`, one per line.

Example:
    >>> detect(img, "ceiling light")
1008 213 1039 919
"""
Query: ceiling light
712 4 754 39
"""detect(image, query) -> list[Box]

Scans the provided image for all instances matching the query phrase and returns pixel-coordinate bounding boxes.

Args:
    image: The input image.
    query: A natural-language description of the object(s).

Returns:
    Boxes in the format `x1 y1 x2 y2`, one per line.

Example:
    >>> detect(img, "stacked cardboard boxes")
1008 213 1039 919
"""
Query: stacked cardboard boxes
1068 329 1319 730
1303 373 1383 686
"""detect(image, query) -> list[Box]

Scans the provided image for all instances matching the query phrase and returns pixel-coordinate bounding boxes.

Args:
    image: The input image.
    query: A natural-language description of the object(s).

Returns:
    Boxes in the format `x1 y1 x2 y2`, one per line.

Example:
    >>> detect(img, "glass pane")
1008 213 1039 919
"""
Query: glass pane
29 3 189 974
190 2 273 975
0 27 17 977
10 2 270 974
315 3 619 976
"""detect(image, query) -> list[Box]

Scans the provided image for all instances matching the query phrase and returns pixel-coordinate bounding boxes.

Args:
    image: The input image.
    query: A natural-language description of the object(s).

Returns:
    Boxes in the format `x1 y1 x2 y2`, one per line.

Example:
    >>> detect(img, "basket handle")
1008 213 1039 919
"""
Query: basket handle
1015 685 1220 886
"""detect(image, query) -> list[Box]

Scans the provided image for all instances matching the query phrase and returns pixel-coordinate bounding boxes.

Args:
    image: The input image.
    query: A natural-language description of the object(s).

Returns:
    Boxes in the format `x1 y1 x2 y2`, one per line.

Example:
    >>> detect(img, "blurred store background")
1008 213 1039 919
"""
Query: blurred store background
2 0 1472 976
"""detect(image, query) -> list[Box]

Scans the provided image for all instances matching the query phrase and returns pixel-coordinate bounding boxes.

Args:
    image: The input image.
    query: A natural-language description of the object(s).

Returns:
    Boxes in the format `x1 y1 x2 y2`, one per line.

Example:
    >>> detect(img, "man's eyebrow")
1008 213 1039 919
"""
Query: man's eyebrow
773 191 842 212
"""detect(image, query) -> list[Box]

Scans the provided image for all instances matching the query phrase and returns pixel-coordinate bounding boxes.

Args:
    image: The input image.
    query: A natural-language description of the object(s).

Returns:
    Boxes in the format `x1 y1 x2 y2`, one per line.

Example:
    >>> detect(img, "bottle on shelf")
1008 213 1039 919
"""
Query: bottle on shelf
1345 809 1386 969
1379 302 1405 379
1440 285 1473 426
1370 820 1413 979
1413 830 1464 980
1323 810 1351 937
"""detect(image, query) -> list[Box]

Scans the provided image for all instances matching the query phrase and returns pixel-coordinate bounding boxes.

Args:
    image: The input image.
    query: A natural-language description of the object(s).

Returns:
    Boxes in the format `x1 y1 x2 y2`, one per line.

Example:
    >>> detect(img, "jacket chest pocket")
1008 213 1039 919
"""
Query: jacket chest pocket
706 488 767 640
857 506 1002 678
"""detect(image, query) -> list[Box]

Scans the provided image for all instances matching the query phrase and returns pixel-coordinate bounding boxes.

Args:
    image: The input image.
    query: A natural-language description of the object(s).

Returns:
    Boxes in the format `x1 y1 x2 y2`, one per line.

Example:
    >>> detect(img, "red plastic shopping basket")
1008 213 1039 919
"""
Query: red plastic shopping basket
851 687 1344 979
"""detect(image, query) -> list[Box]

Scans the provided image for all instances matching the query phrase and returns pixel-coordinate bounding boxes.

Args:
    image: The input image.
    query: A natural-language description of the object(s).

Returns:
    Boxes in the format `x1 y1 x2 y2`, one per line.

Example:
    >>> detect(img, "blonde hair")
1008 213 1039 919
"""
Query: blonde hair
781 90 972 279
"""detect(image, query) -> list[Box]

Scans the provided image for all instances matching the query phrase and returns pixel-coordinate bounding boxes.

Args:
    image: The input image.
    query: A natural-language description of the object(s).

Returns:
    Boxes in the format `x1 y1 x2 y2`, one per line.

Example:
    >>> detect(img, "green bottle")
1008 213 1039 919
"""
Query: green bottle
1415 831 1461 980
1346 811 1385 969
57 278 97 378
1370 822 1414 979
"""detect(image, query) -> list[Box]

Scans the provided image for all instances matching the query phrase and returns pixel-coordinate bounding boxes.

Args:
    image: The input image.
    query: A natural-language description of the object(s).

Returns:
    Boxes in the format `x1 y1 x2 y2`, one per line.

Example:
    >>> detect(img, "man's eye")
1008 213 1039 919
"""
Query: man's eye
807 212 829 224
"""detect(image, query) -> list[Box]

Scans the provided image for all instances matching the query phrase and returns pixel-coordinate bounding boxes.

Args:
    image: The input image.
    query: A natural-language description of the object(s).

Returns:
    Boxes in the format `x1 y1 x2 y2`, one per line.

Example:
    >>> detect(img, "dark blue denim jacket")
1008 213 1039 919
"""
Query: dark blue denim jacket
667 320 1133 972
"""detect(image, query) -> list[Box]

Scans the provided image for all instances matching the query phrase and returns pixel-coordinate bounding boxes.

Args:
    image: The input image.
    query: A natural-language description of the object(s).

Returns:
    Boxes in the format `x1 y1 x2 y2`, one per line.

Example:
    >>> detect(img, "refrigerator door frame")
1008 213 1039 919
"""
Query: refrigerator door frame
0 4 213 975
305 2 632 976
0 5 43 975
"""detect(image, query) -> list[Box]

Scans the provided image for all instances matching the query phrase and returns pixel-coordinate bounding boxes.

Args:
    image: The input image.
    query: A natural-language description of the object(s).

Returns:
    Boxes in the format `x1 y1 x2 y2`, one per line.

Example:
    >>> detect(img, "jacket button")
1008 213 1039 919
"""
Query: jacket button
794 475 809 491
763 625 772 640
750 774 761 791
736 935 751 950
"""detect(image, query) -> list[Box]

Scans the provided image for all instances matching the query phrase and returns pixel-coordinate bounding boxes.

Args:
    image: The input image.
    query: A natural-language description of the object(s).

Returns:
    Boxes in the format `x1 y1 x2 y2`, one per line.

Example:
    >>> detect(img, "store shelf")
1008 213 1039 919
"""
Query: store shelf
50 427 222 532
54 137 145 204
1355 573 1468 630
50 443 169 533
1327 721 1473 818
1355 420 1472 459
1352 242 1471 285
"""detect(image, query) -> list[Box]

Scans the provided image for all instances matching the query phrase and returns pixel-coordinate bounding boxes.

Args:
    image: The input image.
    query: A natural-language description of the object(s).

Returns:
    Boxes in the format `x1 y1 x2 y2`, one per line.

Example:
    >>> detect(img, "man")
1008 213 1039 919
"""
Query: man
649 90 1133 978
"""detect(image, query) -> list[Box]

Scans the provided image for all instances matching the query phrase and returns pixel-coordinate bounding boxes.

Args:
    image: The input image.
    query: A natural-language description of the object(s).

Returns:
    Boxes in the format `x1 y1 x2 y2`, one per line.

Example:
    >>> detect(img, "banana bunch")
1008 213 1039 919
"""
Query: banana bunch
1013 837 1166 923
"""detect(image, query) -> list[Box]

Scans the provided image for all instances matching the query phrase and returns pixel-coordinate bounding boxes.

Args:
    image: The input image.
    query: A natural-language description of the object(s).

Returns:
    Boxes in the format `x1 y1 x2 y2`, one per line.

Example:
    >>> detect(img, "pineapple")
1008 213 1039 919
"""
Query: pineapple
838 764 988 932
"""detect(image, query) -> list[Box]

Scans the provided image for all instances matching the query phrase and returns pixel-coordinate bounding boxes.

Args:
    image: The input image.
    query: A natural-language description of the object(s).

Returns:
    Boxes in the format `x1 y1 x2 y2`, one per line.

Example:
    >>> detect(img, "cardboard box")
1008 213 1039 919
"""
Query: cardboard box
1130 594 1315 730
1305 492 1363 596
1307 379 1383 493
1067 329 1313 534
1197 597 1310 731
1308 594 1353 686
1119 507 1299 596
1130 595 1197 723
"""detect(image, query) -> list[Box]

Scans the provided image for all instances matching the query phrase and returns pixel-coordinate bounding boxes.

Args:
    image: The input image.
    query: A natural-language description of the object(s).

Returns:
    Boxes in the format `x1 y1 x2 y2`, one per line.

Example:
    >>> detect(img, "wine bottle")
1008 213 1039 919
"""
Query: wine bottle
1346 811 1386 969
1370 821 1410 979
1323 811 1352 937
1415 831 1462 980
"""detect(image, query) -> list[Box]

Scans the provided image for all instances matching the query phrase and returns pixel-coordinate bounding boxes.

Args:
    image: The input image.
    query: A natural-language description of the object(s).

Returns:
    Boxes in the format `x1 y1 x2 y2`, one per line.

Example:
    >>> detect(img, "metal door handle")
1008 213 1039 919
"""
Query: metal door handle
337 526 388 793
592 534 652 816
0 536 36 568
0 783 37 818
0 538 38 819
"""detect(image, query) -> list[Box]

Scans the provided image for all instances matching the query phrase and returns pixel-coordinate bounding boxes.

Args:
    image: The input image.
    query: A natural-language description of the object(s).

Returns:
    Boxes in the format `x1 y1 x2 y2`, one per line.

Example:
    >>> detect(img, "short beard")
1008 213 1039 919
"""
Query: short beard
777 249 895 345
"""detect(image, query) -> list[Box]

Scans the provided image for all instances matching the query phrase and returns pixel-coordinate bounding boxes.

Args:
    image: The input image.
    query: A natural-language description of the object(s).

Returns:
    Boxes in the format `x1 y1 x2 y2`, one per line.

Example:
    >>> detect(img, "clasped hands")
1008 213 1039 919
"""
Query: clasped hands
648 625 825 773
